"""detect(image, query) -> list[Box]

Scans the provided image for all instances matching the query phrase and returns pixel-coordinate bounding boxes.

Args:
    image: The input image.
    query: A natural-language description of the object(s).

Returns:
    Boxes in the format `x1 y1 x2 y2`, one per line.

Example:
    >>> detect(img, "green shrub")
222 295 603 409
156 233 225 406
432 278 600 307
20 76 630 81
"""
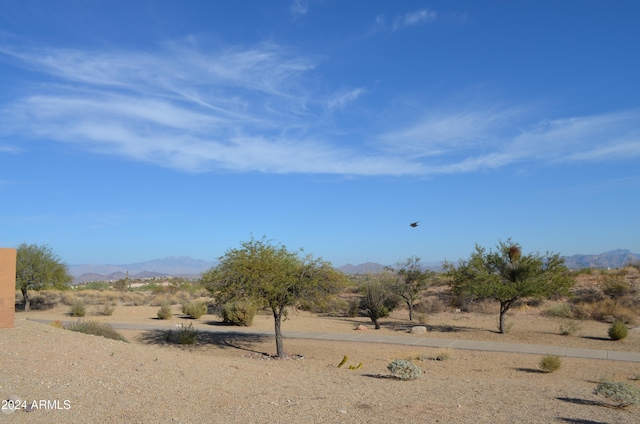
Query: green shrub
593 381 640 408
65 320 128 342
69 300 86 317
539 355 562 373
157 302 173 320
608 321 629 341
182 301 207 319
221 300 257 326
387 359 423 380
177 323 197 345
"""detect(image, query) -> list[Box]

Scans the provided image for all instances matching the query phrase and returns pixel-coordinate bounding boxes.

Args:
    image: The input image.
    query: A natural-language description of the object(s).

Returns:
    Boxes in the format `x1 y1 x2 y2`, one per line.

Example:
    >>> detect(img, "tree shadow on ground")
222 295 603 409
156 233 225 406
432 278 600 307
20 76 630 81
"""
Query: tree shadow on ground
514 367 546 374
138 329 272 355
361 373 397 380
556 418 609 424
556 397 606 407
425 324 475 333
581 336 610 341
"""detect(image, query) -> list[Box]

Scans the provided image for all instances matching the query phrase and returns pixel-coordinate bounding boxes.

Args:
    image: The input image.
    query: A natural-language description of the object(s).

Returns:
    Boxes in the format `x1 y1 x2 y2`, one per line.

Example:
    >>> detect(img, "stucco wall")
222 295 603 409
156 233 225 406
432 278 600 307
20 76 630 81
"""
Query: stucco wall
0 248 17 328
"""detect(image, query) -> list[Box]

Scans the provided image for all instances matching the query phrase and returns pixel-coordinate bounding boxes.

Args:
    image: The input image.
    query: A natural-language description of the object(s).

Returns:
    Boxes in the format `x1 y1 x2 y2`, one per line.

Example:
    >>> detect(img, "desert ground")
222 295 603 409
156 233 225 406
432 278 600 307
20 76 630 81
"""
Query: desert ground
2 298 639 424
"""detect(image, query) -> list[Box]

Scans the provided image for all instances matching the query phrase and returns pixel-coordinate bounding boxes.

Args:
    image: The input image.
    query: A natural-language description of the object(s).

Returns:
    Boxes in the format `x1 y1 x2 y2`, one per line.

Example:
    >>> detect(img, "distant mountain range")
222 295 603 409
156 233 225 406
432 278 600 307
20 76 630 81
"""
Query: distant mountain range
69 249 640 284
69 256 217 284
562 249 640 270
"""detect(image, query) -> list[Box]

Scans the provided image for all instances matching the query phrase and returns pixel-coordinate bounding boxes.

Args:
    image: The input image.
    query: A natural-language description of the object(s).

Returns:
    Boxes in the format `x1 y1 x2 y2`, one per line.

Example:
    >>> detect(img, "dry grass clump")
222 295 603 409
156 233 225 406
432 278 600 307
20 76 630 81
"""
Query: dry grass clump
150 294 178 306
65 319 128 342
119 291 148 306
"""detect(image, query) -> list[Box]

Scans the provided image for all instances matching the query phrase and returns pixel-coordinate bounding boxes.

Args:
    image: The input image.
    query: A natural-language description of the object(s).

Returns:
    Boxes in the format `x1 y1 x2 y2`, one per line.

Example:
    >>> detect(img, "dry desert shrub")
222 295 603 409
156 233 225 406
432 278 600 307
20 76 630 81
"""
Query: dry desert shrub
157 302 173 320
95 302 116 316
539 355 562 373
415 297 446 314
163 323 198 344
175 291 191 304
387 359 423 380
558 318 583 336
182 301 207 319
69 299 87 317
150 294 171 306
119 292 148 306
220 300 257 326
594 380 640 408
28 294 56 310
61 292 78 306
544 303 574 318
65 320 128 342
589 299 636 324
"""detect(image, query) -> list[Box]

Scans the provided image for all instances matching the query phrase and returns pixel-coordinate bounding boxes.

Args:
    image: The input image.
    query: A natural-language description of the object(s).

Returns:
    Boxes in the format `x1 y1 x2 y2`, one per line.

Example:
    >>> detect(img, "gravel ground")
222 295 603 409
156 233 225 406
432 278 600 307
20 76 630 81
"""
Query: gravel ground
1 307 639 423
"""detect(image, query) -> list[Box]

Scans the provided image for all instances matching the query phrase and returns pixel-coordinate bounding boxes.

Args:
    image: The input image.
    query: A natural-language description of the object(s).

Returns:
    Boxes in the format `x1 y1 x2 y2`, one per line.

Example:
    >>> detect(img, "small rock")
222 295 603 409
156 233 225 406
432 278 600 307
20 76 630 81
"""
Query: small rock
410 326 427 334
355 325 368 331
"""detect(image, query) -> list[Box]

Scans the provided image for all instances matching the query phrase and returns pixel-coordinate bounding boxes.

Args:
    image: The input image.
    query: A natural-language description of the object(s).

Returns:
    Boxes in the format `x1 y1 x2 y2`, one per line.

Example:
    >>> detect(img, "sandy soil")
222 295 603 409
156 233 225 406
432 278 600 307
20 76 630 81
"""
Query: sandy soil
2 303 639 423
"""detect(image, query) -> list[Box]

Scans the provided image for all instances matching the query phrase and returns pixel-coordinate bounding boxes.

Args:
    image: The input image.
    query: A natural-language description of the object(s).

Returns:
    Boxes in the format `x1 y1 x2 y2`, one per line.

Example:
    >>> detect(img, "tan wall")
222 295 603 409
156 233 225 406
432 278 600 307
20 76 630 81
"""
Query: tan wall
0 248 17 328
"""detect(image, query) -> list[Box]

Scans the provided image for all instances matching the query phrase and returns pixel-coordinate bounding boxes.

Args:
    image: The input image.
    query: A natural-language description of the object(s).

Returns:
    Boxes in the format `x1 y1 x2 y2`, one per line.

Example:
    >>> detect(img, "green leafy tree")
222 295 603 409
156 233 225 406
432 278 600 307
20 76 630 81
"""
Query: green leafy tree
444 239 575 334
16 243 72 312
201 237 347 359
387 256 435 321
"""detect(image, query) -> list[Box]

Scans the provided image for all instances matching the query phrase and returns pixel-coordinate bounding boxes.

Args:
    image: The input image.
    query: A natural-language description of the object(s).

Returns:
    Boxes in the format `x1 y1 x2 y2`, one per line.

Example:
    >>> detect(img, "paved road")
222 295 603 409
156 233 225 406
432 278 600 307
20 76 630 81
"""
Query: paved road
29 318 640 363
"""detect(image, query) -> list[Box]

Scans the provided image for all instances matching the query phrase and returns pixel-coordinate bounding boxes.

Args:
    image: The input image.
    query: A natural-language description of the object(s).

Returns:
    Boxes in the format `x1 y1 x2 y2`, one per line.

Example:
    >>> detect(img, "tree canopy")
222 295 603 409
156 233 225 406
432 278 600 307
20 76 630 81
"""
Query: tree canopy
201 237 348 358
16 243 72 311
444 239 575 334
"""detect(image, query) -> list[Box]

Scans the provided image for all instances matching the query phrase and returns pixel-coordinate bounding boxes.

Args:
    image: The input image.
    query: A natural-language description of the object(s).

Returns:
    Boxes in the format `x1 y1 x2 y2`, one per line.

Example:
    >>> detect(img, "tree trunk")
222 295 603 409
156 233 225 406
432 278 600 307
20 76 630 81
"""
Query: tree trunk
22 287 30 312
499 302 509 334
374 319 380 330
408 301 413 321
273 308 285 359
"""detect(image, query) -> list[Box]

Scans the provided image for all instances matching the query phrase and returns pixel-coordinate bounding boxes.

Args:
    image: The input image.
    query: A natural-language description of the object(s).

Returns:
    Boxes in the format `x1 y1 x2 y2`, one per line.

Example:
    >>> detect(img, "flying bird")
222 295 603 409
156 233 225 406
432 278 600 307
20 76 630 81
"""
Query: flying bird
410 222 420 228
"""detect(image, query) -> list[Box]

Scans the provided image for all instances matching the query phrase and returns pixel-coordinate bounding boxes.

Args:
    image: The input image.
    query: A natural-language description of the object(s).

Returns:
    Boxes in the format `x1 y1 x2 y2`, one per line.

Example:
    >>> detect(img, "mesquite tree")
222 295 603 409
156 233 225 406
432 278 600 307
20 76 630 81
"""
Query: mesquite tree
202 237 347 358
387 256 434 321
16 243 72 311
444 239 574 334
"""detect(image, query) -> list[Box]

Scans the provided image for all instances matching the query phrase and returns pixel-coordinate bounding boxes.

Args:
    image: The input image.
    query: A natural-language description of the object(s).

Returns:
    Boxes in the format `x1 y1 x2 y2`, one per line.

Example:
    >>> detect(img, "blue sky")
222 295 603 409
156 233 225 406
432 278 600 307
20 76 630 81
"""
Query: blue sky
1 1 639 267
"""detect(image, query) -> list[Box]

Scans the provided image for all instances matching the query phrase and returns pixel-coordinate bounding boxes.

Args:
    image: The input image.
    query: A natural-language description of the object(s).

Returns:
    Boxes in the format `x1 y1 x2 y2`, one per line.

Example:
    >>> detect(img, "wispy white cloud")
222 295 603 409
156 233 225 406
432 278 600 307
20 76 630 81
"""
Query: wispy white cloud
393 9 437 31
290 0 309 17
326 88 365 111
1 41 639 177
0 144 21 153
377 108 640 174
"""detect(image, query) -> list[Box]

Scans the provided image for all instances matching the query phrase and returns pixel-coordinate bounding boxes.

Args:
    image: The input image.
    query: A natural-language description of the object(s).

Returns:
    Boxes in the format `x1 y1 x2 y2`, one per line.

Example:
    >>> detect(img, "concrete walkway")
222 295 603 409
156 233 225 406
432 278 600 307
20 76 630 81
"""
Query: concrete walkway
29 318 640 363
